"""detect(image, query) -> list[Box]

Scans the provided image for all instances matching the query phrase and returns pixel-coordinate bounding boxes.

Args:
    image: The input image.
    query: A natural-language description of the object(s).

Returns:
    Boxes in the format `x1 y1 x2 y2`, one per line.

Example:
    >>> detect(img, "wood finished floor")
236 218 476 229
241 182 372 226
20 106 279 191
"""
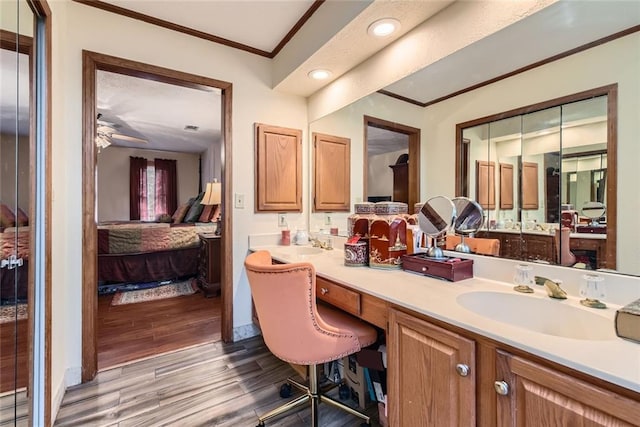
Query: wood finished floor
98 288 222 370
55 336 381 427
0 317 28 393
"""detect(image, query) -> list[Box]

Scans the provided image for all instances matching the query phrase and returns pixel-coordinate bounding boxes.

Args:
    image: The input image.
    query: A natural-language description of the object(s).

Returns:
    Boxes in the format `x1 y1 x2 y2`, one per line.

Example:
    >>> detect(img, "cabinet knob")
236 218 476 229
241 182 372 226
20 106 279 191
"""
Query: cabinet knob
455 364 470 377
494 380 509 395
320 287 329 295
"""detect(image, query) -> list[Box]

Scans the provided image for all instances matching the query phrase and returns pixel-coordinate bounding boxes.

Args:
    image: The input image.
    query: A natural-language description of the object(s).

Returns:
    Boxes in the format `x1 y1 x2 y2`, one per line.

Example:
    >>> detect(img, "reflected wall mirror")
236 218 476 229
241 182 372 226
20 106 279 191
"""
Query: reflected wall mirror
307 6 638 277
456 86 616 271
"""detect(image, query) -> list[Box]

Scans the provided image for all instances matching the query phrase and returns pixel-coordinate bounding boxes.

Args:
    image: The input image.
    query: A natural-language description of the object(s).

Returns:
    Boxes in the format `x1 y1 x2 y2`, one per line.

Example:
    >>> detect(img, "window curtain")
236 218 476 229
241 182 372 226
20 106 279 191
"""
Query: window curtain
129 156 147 220
154 158 177 216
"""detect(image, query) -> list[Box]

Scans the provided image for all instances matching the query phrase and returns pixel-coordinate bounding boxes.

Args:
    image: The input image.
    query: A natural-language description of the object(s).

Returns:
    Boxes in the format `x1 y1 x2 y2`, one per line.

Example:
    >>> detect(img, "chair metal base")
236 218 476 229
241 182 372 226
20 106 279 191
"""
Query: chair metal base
257 363 371 427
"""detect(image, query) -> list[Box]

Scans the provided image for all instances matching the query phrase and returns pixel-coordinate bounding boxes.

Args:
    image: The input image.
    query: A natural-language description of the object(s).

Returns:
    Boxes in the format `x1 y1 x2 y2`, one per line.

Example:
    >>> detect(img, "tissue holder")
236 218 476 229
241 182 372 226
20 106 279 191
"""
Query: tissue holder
615 298 640 343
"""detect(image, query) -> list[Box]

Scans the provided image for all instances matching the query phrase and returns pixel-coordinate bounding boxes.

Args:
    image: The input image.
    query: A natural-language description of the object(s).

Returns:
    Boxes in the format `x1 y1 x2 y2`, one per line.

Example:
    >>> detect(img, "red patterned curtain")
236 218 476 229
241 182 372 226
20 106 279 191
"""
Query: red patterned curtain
129 156 147 220
154 158 177 216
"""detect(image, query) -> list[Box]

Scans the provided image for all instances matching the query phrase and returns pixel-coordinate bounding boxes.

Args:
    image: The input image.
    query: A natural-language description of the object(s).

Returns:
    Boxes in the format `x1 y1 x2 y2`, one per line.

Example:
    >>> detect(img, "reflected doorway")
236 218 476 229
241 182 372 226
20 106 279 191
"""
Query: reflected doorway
363 116 420 208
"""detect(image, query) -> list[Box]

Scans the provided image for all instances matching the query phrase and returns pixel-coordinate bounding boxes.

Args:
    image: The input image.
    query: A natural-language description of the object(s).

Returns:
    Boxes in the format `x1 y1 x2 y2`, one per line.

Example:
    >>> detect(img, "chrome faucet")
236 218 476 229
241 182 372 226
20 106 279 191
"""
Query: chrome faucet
535 276 567 299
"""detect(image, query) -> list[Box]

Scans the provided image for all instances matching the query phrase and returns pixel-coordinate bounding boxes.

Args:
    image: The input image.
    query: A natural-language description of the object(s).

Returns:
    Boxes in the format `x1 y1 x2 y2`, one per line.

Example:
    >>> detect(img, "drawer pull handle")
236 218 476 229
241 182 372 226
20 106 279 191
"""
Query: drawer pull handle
320 287 329 295
455 364 469 377
494 380 509 396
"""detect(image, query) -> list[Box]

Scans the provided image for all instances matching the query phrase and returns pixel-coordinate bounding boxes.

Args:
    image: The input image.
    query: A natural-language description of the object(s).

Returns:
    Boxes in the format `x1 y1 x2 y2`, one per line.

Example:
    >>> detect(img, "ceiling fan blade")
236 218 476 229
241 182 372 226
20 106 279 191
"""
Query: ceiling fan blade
111 133 148 144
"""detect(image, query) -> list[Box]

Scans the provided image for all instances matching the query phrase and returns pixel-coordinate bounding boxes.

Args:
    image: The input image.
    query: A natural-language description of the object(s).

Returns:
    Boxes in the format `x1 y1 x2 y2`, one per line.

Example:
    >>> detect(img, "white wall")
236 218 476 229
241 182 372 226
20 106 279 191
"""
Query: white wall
308 92 423 233
96 146 200 221
421 32 640 274
0 134 29 213
368 149 407 200
49 0 307 413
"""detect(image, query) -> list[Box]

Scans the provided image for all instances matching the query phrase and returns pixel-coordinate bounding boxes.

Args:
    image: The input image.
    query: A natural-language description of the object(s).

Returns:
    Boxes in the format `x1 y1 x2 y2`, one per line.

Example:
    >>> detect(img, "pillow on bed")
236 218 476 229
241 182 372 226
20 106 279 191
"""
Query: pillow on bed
16 207 28 226
198 204 215 222
184 192 205 223
0 204 15 228
172 199 193 224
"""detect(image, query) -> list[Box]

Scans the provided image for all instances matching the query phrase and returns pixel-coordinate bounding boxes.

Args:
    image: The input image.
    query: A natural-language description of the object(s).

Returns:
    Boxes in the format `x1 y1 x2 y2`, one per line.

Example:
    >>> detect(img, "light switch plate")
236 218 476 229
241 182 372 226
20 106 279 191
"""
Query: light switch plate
278 213 287 227
234 193 245 209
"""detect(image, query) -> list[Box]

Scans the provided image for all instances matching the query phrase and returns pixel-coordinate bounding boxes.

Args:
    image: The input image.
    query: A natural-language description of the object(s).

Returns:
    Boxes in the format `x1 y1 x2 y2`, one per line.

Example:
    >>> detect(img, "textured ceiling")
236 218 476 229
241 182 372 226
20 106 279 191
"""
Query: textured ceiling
99 0 316 53
0 49 29 136
3 1 639 156
97 71 222 153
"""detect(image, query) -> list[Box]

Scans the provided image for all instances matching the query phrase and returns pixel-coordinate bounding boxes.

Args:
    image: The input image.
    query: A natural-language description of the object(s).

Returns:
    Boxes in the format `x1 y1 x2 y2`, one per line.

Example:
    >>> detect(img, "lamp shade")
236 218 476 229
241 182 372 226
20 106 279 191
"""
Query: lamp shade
201 181 222 205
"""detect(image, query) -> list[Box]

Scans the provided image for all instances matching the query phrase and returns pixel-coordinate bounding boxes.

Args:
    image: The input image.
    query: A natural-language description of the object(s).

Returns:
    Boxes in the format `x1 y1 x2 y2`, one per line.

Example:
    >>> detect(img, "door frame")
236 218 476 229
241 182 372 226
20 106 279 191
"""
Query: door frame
363 115 421 208
81 51 233 381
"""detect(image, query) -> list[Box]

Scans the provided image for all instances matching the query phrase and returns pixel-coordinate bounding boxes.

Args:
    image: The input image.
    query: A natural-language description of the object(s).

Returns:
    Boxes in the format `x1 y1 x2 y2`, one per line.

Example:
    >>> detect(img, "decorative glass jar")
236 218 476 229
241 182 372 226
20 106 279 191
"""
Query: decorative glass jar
369 202 408 269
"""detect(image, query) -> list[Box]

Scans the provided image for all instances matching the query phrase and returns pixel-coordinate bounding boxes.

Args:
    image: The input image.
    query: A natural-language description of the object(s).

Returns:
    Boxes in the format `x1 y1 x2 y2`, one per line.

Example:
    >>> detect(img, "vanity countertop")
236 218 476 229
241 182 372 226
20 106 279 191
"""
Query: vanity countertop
249 243 639 393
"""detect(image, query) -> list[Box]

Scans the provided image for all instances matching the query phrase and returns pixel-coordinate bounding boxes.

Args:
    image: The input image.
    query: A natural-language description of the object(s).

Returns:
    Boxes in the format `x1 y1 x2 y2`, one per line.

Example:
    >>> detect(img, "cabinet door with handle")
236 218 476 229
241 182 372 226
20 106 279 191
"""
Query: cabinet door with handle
388 309 476 426
495 350 640 426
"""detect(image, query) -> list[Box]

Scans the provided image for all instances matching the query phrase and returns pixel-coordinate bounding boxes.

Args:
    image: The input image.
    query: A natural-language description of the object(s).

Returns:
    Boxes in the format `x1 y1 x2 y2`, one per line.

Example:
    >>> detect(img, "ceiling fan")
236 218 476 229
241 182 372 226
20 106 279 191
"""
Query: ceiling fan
95 113 148 150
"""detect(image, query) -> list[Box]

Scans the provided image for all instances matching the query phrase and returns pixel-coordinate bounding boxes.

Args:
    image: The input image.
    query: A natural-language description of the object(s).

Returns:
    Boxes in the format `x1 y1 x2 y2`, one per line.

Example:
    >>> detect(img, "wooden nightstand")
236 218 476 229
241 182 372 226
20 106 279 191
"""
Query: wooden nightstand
197 233 221 297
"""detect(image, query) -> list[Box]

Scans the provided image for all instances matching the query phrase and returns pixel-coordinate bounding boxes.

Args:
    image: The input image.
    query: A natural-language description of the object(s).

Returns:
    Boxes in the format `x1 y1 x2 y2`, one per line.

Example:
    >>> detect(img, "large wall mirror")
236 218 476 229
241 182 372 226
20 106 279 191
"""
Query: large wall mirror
306 4 638 277
0 0 34 422
1 0 51 424
456 86 617 271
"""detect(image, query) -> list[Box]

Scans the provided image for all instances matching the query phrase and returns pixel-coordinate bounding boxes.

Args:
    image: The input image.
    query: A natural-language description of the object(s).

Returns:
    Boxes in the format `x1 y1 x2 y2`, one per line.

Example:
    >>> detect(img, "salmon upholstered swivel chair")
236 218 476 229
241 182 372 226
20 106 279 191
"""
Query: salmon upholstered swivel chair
244 250 377 427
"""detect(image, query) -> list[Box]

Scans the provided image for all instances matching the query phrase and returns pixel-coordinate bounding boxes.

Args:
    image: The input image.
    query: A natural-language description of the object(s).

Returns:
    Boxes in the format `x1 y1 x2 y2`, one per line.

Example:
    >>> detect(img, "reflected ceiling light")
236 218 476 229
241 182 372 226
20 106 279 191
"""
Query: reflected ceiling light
308 69 332 80
368 18 400 37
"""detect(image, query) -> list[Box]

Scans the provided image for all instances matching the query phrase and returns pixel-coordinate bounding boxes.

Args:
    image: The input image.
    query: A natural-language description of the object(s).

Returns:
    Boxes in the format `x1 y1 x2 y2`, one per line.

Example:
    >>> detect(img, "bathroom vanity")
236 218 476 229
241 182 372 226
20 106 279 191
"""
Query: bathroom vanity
252 240 640 426
476 229 608 269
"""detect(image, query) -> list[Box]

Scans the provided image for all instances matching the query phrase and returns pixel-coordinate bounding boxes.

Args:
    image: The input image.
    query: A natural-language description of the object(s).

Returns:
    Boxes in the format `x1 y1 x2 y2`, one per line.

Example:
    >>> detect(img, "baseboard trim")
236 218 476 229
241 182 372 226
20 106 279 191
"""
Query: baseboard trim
233 323 261 342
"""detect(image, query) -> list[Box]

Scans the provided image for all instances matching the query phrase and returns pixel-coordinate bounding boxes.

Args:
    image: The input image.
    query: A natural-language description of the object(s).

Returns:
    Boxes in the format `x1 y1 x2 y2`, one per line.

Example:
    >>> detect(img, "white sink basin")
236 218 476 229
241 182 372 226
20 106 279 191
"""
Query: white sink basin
272 246 324 258
456 291 615 341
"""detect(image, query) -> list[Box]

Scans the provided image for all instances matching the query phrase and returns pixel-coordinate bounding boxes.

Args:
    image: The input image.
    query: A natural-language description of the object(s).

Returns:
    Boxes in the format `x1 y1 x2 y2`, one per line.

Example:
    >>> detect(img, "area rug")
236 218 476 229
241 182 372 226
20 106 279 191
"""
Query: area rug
0 303 28 324
111 280 198 306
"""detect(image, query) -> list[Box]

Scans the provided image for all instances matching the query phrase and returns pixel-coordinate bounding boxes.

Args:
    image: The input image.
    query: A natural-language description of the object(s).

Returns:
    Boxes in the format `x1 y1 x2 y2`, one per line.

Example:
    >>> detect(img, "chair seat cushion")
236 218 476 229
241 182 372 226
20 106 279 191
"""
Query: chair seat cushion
317 304 377 348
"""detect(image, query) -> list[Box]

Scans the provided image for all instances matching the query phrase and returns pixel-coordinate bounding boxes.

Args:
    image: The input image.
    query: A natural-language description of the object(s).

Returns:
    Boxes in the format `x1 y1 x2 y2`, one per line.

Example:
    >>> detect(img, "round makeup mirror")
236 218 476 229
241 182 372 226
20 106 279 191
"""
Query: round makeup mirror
452 197 484 253
582 201 606 227
418 195 456 258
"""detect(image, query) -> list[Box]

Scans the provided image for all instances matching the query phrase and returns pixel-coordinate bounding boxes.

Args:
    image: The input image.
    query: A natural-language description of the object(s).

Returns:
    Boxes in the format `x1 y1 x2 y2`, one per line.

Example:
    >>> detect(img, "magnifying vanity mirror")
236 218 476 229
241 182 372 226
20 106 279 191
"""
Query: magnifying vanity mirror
582 201 606 227
418 196 456 259
452 197 484 253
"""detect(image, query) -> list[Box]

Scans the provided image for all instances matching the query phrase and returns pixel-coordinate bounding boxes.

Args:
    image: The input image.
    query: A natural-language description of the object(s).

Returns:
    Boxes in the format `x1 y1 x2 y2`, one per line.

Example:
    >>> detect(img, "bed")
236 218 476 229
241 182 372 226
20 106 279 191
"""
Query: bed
97 222 216 284
0 226 29 303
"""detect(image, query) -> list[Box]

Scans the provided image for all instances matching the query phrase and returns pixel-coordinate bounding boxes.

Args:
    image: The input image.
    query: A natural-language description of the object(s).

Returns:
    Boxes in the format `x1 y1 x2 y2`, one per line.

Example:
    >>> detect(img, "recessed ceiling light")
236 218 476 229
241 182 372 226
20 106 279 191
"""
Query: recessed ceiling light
368 18 400 37
308 69 332 80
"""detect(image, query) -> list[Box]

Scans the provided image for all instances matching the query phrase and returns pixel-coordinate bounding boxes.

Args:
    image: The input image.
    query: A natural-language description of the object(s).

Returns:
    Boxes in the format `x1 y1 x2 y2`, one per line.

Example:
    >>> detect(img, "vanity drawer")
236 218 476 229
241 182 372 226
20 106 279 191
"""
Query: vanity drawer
316 276 361 316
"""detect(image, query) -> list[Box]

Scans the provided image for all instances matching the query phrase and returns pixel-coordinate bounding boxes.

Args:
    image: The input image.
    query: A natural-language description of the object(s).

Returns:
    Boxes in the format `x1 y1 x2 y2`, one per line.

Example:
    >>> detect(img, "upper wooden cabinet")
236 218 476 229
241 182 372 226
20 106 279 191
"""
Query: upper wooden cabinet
521 161 539 210
313 132 350 212
476 160 496 210
499 163 514 210
255 123 302 212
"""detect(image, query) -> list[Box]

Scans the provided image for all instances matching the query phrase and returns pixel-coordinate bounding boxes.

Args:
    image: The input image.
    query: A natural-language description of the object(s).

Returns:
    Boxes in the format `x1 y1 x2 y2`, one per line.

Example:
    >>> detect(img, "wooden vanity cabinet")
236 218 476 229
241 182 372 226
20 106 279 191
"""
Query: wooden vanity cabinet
495 350 640 426
388 309 476 426
315 276 388 329
386 308 640 427
522 233 554 262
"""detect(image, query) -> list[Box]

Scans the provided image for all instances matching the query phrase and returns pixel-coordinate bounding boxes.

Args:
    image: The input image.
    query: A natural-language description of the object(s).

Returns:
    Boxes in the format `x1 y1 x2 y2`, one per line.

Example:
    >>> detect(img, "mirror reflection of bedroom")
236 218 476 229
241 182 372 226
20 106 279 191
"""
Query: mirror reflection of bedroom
95 70 223 370
0 41 31 403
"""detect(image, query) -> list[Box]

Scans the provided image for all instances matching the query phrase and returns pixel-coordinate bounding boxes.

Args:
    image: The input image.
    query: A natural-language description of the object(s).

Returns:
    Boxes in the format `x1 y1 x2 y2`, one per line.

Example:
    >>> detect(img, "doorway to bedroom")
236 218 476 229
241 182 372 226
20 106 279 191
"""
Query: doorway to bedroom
82 51 233 378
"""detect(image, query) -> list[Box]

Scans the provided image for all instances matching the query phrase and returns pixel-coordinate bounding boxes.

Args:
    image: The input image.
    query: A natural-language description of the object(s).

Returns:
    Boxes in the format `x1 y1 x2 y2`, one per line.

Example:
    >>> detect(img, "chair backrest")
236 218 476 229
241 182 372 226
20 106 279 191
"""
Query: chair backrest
244 250 361 365
445 234 500 256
